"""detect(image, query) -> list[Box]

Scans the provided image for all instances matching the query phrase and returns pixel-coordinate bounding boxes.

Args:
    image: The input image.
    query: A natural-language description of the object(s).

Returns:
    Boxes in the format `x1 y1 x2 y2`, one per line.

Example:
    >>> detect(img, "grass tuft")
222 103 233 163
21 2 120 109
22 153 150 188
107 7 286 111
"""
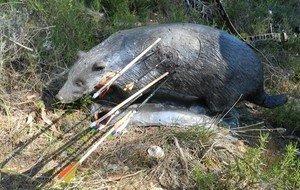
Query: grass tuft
0 0 300 189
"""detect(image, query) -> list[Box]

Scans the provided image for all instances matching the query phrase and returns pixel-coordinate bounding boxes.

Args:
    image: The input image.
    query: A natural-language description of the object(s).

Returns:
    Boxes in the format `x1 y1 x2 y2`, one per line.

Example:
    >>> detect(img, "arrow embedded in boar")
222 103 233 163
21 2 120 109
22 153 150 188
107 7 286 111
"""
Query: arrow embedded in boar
92 38 161 99
90 71 169 128
58 72 169 183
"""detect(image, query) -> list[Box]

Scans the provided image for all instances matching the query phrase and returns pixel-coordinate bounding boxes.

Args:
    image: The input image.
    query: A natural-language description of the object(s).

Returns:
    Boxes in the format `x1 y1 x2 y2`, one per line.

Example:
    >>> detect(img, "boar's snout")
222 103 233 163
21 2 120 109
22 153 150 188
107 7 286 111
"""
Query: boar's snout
55 87 85 103
55 90 75 103
55 94 65 102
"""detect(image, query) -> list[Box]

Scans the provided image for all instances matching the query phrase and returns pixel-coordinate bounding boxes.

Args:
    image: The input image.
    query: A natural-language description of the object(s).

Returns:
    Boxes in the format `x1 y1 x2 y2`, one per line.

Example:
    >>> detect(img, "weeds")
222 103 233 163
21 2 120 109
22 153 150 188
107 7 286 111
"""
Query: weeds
193 166 220 190
265 100 300 132
0 2 31 69
193 133 300 189
0 0 300 189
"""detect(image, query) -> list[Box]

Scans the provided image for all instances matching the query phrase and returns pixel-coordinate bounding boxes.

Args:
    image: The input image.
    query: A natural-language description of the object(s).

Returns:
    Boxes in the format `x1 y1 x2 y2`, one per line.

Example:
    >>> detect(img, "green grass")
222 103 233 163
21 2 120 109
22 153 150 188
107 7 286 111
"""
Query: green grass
192 133 300 189
25 0 100 68
264 100 300 132
193 167 221 190
1 0 300 189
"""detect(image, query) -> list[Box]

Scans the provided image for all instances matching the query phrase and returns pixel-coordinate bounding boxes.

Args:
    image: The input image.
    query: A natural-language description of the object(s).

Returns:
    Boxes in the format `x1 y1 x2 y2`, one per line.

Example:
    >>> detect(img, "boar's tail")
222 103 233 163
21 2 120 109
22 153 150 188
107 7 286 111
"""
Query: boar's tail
260 94 288 108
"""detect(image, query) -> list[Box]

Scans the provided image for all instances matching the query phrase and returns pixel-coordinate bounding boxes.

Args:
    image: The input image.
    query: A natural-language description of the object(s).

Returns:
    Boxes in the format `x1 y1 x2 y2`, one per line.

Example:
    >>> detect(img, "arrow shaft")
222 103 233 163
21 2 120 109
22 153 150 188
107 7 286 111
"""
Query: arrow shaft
126 58 167 87
93 38 161 99
112 71 173 134
79 125 116 164
59 71 172 182
90 72 169 128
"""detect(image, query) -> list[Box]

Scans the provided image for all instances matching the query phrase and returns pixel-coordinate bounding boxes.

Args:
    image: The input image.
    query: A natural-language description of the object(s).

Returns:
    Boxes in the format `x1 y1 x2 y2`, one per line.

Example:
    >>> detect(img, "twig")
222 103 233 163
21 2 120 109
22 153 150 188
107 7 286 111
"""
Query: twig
173 137 189 175
101 169 147 183
199 139 221 162
220 94 243 121
0 2 24 5
230 122 265 130
232 128 286 133
3 34 33 51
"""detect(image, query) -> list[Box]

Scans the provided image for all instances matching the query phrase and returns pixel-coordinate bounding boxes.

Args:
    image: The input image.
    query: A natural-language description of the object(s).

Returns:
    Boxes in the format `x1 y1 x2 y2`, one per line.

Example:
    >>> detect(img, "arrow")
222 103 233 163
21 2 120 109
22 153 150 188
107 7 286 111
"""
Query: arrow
112 71 172 135
58 72 170 183
92 38 161 99
58 120 122 183
91 109 120 131
123 58 167 92
90 71 169 128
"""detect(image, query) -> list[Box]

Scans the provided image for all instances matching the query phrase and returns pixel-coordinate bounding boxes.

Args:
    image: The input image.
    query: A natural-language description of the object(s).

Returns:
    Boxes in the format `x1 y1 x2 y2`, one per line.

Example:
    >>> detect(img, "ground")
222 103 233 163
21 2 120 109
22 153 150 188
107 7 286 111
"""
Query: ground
1 0 300 189
0 97 295 189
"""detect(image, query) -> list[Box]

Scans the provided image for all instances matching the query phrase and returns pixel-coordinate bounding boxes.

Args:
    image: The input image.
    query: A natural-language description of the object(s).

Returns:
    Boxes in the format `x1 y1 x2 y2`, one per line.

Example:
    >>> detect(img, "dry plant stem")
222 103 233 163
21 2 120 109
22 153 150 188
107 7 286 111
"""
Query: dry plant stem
220 94 243 121
0 2 24 5
3 34 33 51
231 122 265 130
173 137 189 175
101 169 147 183
284 136 300 142
0 168 34 181
232 128 286 133
199 139 221 162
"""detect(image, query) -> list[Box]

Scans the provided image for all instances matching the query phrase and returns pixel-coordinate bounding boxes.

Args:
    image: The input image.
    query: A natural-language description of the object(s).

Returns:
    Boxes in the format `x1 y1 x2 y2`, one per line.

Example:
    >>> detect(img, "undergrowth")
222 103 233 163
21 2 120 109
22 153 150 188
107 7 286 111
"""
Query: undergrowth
193 133 300 189
265 99 300 132
0 0 300 189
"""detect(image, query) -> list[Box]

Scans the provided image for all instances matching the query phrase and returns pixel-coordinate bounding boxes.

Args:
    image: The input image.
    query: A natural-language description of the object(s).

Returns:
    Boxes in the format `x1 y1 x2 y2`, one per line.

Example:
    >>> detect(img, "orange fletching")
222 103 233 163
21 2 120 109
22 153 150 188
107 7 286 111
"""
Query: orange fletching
58 162 79 183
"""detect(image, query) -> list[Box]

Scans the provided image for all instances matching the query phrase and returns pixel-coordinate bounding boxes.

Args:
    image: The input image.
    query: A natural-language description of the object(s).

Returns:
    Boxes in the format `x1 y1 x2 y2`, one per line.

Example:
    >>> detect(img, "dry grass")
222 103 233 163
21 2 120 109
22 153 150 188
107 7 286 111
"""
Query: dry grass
1 1 300 189
0 115 247 190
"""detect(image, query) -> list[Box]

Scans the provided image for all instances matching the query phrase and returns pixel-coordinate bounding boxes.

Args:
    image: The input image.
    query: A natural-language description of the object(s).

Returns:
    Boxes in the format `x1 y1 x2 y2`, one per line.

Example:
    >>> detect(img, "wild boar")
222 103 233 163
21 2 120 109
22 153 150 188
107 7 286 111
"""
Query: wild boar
56 23 288 113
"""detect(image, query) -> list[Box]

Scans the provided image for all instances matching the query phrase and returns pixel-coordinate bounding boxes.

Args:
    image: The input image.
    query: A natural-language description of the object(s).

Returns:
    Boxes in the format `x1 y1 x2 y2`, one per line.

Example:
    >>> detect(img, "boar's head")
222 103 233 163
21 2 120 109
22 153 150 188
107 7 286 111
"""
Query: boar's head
56 33 135 103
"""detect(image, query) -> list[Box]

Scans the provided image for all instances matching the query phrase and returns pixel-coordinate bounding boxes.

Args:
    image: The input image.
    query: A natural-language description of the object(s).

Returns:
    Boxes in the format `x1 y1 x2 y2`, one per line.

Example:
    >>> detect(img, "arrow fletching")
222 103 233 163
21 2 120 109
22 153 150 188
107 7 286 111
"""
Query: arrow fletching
90 71 169 128
111 111 135 136
58 162 79 183
58 71 170 183
93 72 116 98
123 82 135 91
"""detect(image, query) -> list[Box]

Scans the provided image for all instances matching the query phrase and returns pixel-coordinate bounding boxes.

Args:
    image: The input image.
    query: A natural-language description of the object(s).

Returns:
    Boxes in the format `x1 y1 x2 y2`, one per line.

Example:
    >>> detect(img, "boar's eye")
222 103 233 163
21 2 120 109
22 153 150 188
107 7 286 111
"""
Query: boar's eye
92 62 105 71
74 78 85 87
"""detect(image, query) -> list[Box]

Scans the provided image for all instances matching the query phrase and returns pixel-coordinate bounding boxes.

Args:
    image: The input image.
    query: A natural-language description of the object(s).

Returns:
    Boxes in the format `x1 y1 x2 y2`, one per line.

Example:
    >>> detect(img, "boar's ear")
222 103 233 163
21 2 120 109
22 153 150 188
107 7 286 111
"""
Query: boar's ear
92 62 105 71
77 51 86 58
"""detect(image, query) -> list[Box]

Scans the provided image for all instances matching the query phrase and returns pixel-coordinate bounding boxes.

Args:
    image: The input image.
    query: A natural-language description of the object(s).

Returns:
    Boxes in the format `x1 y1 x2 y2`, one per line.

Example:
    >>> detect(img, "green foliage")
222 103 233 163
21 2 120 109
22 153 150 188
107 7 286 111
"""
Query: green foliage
241 135 300 189
233 133 270 185
2 0 189 71
225 0 300 35
101 0 138 32
25 0 99 67
193 133 300 189
265 100 300 132
193 166 221 190
271 143 300 189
